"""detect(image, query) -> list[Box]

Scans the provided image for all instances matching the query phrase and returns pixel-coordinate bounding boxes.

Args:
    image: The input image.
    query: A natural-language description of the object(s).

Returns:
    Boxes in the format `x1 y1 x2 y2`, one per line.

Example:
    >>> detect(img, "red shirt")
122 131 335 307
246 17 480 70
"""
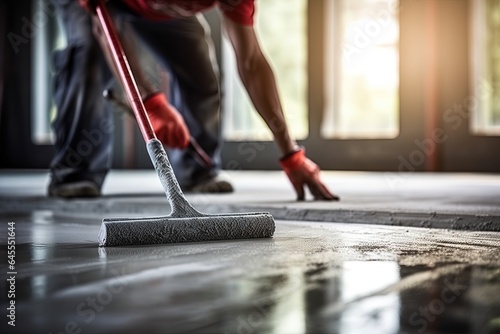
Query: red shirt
122 0 255 25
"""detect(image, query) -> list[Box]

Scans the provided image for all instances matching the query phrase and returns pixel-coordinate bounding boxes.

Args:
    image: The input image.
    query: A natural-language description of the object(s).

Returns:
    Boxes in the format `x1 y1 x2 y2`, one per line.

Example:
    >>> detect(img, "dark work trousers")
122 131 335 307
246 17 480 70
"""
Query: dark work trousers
50 0 222 189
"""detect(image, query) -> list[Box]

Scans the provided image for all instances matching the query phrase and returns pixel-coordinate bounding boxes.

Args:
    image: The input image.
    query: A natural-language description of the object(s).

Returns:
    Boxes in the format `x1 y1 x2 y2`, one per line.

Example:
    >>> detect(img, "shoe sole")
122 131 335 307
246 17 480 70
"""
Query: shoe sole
49 181 101 198
184 180 234 194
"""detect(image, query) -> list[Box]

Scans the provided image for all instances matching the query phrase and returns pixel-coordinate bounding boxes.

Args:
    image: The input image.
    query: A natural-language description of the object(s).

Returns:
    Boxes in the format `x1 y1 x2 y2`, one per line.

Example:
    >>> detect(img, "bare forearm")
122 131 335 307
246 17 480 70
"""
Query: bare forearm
238 55 297 155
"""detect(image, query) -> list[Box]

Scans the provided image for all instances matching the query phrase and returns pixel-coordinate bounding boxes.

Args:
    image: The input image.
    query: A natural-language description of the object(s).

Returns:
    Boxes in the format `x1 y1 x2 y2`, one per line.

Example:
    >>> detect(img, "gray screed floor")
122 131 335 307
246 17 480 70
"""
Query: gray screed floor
0 170 499 334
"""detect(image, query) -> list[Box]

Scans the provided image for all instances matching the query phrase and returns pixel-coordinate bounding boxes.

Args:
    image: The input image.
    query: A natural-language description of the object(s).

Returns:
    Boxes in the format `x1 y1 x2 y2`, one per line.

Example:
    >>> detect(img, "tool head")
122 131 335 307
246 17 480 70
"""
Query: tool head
99 212 275 246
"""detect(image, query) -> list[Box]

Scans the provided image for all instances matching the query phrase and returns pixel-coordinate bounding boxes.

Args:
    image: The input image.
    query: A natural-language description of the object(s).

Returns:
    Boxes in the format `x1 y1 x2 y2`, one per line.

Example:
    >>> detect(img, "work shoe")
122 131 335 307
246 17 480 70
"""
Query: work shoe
182 176 234 193
48 180 101 198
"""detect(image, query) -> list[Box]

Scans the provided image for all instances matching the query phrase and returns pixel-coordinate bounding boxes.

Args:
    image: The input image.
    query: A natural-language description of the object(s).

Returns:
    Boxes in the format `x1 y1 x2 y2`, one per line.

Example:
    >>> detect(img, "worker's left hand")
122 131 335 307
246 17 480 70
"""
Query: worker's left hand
280 147 340 201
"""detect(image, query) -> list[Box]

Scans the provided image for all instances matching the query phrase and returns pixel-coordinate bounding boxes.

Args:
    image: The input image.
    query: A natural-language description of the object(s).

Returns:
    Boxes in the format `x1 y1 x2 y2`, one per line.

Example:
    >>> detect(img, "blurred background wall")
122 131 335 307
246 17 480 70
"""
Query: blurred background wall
1 0 499 171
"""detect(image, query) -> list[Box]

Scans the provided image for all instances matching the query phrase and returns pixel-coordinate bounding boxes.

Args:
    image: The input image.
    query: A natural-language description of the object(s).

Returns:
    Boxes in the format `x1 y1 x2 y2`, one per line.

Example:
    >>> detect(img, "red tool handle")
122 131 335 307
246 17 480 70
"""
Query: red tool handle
95 0 156 142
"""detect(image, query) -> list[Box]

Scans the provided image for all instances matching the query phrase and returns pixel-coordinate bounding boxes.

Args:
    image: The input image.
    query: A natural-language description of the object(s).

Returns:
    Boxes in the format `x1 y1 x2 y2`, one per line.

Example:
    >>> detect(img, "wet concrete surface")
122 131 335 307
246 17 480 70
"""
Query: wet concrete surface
1 210 499 334
1 171 500 231
1 170 499 333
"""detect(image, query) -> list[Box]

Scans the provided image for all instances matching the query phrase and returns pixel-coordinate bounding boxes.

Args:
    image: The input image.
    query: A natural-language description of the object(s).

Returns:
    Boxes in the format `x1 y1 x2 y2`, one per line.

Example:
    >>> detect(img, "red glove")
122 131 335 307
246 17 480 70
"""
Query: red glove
78 0 95 13
143 93 190 149
280 147 339 201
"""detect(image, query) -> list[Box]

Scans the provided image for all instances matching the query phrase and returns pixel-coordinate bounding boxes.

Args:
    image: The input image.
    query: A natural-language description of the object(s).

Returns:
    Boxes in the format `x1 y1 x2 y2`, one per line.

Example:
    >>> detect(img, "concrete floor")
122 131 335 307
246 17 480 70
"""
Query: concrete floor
0 170 499 334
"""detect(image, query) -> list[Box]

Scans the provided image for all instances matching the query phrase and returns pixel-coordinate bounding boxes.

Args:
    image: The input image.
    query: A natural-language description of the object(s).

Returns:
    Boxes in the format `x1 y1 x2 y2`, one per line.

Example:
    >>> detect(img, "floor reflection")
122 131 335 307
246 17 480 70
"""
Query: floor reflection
1 213 499 334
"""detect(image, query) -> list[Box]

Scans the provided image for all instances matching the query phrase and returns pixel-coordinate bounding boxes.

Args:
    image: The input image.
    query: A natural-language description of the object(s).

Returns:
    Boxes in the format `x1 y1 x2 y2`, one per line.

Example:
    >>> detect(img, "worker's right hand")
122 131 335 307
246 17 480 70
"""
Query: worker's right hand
143 93 190 149
280 147 340 201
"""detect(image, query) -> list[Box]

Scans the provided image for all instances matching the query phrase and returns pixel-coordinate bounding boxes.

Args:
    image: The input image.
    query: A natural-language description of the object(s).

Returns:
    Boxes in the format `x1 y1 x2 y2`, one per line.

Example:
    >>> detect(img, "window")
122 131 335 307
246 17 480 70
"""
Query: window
471 0 500 135
222 0 308 141
322 0 399 139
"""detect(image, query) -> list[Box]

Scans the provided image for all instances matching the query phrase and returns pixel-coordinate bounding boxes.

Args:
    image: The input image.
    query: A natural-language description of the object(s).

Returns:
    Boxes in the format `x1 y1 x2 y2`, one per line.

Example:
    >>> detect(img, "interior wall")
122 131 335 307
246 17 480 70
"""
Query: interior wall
437 0 500 171
0 1 130 169
221 0 500 172
1 0 499 172
0 0 55 168
0 2 5 124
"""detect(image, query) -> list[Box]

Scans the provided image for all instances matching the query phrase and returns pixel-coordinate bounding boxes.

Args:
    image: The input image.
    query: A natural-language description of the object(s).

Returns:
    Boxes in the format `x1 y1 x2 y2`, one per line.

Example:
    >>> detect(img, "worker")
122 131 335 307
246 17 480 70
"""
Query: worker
49 0 339 201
